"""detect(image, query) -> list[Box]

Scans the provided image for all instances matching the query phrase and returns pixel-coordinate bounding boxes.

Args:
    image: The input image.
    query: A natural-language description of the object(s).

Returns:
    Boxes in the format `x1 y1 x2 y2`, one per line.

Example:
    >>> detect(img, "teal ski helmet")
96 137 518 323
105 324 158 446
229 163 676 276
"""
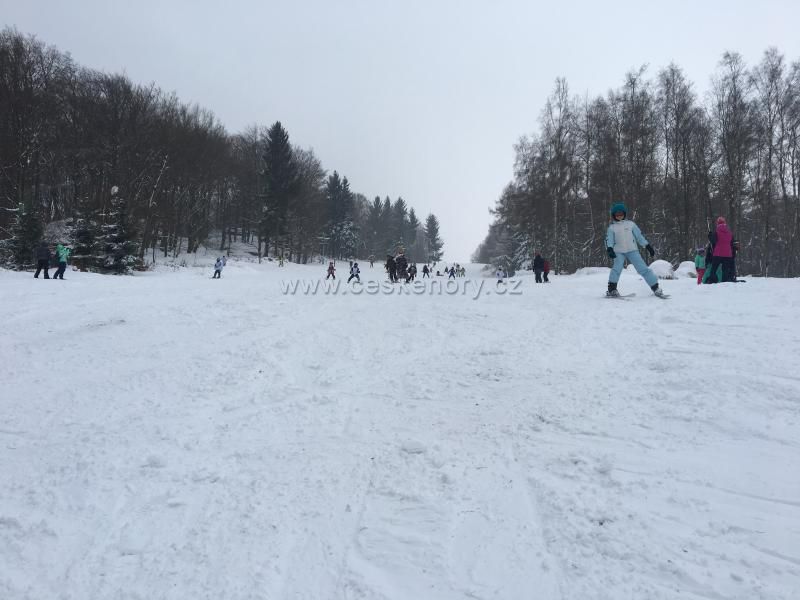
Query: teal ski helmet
610 202 627 218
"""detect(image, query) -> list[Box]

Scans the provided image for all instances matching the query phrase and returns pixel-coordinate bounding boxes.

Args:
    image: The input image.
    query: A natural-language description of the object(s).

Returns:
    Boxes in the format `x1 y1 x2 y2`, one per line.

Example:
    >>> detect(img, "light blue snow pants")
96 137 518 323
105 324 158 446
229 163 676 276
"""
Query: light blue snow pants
609 251 658 287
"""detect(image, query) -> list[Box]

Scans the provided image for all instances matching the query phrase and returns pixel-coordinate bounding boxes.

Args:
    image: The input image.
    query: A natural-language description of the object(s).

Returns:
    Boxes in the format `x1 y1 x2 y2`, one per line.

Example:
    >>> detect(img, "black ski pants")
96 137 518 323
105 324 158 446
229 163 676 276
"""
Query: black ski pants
53 262 67 279
34 260 50 278
709 256 734 283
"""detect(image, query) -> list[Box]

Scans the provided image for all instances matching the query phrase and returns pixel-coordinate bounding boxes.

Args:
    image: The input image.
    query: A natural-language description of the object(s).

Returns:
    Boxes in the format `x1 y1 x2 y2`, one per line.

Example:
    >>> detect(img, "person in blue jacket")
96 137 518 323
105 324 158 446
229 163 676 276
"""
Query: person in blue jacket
606 202 665 298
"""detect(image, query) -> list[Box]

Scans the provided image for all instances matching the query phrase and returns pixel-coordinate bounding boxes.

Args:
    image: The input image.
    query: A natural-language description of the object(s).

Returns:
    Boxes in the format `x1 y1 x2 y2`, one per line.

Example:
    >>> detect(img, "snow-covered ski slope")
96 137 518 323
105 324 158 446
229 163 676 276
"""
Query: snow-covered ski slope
2 260 799 600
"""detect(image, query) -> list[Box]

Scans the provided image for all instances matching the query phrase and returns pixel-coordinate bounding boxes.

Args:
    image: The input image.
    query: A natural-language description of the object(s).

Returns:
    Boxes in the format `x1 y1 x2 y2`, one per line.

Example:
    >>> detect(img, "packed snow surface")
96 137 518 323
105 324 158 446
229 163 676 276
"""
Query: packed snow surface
2 259 799 600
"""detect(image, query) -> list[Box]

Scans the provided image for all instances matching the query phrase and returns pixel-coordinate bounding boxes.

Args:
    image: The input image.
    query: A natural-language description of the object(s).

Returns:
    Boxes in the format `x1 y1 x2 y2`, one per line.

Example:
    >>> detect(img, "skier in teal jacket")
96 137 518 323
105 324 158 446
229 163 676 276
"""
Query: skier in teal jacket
53 243 70 280
605 203 665 298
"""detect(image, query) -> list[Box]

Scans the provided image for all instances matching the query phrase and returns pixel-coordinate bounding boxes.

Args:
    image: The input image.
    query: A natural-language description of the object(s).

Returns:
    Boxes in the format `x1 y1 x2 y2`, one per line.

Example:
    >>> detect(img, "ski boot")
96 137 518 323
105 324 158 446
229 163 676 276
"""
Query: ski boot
606 282 620 298
651 283 667 298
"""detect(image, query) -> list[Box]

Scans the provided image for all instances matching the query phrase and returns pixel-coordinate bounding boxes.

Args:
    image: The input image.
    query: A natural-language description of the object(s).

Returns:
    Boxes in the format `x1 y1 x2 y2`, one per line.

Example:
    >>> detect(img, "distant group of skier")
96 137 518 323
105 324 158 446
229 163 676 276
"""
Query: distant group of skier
439 264 465 278
384 249 417 282
323 260 367 283
32 241 71 280
693 217 741 284
532 252 551 283
326 251 466 284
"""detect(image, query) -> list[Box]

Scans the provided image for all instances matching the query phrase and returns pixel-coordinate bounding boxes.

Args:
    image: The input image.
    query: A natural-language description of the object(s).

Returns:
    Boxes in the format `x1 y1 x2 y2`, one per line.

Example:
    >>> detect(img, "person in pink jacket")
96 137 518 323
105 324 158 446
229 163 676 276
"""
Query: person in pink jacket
707 216 735 283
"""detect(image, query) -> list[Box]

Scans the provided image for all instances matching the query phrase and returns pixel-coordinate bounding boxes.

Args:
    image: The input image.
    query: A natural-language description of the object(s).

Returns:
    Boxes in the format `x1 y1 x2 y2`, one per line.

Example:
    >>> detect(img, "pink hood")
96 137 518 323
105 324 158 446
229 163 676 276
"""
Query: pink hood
714 224 733 257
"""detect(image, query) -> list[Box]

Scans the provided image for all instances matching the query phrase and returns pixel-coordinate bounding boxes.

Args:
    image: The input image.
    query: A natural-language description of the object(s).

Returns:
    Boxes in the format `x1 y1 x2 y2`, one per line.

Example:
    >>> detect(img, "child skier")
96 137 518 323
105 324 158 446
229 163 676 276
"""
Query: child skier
347 262 361 283
326 261 336 279
53 243 70 280
605 203 666 298
694 247 706 285
213 257 224 278
543 259 550 282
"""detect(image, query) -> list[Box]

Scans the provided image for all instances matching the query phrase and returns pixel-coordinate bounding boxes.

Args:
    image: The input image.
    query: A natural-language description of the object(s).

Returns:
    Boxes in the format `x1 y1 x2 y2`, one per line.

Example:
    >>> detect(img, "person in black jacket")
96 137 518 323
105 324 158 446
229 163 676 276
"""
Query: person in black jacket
385 255 397 282
34 241 50 279
395 249 409 282
533 252 545 283
408 264 417 281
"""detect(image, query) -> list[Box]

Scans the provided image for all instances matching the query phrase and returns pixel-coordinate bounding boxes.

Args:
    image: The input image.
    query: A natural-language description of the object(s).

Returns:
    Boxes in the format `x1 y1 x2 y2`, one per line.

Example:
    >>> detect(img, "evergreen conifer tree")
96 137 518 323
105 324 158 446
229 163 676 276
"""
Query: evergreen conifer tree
4 199 43 269
425 213 443 263
72 198 102 271
101 187 139 273
263 121 298 255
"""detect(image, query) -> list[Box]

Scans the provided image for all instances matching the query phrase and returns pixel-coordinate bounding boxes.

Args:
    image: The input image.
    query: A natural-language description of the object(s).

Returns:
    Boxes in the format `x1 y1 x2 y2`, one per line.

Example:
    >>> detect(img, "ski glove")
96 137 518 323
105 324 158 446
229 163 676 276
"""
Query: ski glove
607 247 616 259
645 244 655 257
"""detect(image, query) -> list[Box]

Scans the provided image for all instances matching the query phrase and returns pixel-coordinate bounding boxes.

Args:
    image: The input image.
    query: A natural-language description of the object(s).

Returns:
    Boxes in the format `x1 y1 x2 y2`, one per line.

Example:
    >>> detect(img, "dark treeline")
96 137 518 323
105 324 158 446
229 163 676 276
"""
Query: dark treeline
0 29 443 271
475 50 800 277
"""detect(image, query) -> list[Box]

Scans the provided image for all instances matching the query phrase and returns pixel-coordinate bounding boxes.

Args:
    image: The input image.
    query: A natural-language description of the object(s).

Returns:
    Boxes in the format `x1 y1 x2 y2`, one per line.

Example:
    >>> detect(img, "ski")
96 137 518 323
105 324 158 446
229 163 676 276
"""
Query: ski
605 293 635 300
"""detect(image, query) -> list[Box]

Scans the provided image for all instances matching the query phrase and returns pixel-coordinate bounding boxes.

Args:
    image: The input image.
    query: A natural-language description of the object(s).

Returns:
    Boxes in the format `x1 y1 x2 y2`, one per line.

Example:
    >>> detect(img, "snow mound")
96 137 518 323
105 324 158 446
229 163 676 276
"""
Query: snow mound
675 261 697 278
649 259 675 279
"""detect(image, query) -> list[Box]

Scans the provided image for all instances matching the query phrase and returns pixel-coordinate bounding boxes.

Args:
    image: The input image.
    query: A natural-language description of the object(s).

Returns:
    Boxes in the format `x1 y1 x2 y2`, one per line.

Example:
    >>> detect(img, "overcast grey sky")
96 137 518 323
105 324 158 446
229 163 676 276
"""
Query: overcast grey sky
3 0 799 260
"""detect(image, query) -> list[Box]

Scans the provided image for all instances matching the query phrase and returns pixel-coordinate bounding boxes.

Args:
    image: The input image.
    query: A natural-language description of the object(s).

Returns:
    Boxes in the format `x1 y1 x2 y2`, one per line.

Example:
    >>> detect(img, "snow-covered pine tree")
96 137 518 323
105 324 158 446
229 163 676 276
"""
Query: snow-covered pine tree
325 172 358 259
405 208 422 262
339 219 359 259
263 121 299 257
391 198 408 251
512 230 534 271
424 213 443 263
71 198 102 271
2 199 43 269
487 223 523 277
101 186 139 274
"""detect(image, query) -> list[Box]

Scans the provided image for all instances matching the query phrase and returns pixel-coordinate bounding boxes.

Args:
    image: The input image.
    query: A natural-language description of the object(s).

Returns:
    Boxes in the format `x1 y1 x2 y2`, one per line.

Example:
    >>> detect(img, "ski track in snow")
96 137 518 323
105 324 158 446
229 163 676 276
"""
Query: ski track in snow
1 260 799 600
